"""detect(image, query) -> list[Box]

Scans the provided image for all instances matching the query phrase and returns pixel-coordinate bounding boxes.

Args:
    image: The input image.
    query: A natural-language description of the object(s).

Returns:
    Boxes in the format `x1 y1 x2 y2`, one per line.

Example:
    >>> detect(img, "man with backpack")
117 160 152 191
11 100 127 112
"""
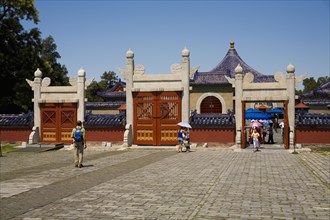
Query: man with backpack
71 120 86 168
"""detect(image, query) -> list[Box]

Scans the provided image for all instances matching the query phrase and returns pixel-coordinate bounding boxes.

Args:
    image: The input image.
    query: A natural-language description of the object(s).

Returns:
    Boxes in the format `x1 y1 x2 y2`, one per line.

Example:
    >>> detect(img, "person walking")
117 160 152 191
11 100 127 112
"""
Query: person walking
267 123 274 144
251 127 260 152
177 127 185 152
279 121 284 135
71 120 87 168
184 128 191 152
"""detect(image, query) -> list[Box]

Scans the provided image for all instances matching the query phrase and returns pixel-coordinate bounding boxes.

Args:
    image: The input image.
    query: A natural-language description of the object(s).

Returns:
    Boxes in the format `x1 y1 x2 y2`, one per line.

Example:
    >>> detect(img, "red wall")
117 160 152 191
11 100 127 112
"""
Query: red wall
190 128 235 143
3 127 329 145
0 128 32 142
86 128 125 142
296 128 330 144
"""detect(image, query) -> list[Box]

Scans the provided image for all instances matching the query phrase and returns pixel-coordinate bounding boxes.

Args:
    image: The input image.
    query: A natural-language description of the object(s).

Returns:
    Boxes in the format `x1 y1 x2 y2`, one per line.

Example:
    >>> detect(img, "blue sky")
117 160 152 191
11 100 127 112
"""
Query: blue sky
28 0 329 87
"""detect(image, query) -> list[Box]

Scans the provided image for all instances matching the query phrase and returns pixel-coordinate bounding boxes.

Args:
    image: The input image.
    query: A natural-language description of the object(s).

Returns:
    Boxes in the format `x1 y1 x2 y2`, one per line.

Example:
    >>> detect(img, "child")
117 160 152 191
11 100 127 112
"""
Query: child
184 128 190 152
177 127 185 152
251 127 260 152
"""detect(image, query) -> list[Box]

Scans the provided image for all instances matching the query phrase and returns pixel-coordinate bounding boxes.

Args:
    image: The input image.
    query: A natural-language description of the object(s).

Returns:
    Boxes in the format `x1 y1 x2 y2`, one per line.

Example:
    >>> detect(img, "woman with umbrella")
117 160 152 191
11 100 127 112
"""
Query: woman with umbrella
177 122 192 152
251 127 261 152
177 127 185 152
250 120 263 146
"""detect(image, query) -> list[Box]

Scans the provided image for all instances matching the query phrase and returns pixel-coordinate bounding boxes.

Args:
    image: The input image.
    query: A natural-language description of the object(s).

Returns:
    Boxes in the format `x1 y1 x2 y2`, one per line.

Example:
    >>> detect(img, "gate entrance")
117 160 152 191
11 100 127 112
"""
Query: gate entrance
241 101 289 149
40 103 77 143
133 91 182 145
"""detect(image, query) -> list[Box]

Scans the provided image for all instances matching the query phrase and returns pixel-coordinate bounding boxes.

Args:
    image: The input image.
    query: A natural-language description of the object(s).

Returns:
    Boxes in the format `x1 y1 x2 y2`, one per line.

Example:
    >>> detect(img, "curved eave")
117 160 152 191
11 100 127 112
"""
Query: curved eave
190 72 275 85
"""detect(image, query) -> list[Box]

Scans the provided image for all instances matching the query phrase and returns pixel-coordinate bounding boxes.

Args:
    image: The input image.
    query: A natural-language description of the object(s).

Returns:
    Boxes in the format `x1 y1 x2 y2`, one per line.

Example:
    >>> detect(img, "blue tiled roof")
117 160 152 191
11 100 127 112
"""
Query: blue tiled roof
296 113 330 128
301 99 330 105
189 112 235 128
191 46 276 85
86 101 126 110
97 81 126 98
0 112 33 127
97 91 126 99
302 81 330 98
315 81 330 95
301 81 330 105
84 112 126 128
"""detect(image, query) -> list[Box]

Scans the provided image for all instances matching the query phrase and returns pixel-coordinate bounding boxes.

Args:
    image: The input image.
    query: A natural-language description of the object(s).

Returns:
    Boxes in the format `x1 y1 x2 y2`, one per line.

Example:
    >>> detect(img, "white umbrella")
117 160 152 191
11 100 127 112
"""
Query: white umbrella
177 122 192 129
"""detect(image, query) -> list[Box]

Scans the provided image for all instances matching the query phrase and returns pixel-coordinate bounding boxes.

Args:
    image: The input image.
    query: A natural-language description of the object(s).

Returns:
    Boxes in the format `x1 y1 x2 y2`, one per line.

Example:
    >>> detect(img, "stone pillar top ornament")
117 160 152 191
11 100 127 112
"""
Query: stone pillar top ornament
230 41 235 49
286 63 295 73
235 64 243 74
78 68 85 77
182 47 190 57
34 68 42 78
126 48 134 58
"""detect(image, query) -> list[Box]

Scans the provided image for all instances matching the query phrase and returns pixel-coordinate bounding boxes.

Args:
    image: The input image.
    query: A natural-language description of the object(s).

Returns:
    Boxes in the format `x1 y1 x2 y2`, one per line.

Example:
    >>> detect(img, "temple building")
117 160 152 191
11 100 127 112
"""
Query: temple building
86 80 126 114
189 41 277 114
299 81 330 114
98 42 280 116
1 42 329 148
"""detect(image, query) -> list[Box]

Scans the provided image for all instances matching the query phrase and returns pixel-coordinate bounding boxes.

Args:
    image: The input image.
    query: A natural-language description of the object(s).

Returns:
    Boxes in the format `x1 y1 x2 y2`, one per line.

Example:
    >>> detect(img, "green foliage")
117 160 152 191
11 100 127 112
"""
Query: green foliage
0 0 39 23
0 0 68 113
100 71 119 90
302 77 318 93
86 81 105 102
296 76 329 96
86 71 119 102
0 144 17 154
301 76 329 94
317 76 329 85
40 36 69 86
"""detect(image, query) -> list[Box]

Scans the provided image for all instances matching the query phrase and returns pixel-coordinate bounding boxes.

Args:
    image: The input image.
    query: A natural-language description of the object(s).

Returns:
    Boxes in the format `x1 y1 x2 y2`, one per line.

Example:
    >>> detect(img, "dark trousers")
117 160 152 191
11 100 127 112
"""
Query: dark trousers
267 134 274 144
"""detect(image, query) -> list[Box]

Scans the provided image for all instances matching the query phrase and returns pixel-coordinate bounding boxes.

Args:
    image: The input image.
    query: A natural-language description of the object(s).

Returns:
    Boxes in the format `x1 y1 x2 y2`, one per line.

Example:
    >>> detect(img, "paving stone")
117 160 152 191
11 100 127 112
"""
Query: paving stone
0 145 329 219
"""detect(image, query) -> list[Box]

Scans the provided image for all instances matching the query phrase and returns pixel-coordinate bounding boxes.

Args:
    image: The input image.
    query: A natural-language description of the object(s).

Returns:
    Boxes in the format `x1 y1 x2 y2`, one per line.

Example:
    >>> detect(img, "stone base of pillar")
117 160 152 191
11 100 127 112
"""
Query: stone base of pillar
123 124 133 147
28 126 40 144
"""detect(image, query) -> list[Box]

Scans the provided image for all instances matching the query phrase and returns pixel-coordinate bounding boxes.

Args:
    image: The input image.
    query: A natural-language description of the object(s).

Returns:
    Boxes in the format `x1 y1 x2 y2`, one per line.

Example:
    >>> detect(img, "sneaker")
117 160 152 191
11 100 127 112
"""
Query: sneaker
78 164 83 168
75 165 78 168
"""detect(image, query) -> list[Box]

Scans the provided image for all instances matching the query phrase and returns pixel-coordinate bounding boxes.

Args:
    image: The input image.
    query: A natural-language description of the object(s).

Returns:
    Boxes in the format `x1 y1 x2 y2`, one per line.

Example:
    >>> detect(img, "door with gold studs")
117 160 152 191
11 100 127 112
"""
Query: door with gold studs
40 103 77 143
133 92 182 146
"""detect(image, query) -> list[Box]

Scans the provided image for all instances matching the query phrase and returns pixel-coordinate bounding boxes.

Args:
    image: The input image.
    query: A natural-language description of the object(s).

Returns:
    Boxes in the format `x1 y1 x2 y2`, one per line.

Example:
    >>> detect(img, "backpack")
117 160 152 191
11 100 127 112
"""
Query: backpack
73 128 83 142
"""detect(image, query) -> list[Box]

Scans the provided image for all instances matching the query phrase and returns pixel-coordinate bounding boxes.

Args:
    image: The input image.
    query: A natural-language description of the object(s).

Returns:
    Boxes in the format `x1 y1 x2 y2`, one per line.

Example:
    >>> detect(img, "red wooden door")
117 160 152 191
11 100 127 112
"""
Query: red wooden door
157 92 182 145
134 92 182 146
201 96 222 113
40 103 77 143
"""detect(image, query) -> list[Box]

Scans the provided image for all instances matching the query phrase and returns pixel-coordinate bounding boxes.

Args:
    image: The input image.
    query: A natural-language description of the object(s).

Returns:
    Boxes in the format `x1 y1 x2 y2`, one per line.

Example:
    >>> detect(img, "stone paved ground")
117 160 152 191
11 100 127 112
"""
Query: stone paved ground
0 144 329 220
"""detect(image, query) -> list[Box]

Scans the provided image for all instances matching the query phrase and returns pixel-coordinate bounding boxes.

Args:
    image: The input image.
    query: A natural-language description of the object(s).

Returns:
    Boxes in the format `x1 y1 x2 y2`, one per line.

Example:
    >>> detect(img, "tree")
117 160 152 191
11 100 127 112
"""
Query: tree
40 36 69 86
86 81 105 102
86 71 119 102
99 71 119 90
296 76 330 96
0 0 68 113
302 77 319 94
317 76 329 85
0 0 40 113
